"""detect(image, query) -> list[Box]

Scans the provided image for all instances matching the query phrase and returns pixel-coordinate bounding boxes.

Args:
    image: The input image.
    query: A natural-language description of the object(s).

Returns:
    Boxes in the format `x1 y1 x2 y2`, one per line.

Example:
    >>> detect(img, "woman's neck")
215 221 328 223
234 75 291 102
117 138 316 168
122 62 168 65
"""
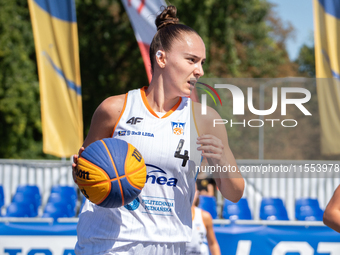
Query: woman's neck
147 76 180 112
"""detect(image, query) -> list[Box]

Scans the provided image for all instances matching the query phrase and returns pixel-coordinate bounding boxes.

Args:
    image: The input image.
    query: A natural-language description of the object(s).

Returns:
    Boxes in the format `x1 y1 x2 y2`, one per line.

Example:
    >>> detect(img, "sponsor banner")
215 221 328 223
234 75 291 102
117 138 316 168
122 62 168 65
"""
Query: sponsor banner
314 0 340 155
0 236 77 255
0 222 77 255
215 224 340 255
120 0 167 82
28 0 83 157
1 222 340 254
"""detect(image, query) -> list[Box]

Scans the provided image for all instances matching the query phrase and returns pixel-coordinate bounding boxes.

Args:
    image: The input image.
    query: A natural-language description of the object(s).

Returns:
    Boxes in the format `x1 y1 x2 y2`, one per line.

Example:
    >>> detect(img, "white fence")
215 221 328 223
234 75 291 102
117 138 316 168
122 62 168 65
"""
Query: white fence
1 159 339 220
0 159 75 211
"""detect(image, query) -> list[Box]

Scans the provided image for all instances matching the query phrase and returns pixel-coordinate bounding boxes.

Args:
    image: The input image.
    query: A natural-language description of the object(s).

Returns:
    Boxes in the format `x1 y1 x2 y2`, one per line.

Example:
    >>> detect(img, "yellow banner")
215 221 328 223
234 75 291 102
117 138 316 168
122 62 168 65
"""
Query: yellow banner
28 0 83 157
314 0 340 155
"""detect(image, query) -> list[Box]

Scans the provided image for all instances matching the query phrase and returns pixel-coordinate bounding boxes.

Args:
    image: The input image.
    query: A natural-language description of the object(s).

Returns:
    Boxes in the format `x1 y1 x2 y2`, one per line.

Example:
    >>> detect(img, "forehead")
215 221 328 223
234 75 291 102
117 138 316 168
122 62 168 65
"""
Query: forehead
170 33 206 58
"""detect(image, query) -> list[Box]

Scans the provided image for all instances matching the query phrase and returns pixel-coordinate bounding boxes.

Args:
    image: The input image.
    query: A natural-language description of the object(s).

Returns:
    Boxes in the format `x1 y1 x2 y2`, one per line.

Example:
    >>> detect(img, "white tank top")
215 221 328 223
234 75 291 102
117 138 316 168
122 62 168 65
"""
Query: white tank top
186 207 209 255
76 87 201 252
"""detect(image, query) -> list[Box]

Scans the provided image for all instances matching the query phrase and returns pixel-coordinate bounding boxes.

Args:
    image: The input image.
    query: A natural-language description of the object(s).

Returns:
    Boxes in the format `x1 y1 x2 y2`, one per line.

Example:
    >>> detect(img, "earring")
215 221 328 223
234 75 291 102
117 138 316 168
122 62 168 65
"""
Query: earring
156 50 162 58
156 50 165 68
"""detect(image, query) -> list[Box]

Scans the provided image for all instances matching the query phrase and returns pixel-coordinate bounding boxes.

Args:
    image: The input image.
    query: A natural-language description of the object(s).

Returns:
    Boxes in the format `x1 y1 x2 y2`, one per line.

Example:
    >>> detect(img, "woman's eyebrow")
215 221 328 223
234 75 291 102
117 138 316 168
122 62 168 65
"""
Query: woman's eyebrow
184 53 206 61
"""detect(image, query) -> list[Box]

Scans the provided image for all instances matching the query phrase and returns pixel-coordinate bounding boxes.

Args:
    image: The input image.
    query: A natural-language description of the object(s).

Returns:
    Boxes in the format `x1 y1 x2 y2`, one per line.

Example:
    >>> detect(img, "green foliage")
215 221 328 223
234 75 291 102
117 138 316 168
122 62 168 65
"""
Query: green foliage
295 44 315 77
0 0 47 158
170 0 293 78
75 0 148 134
0 0 308 159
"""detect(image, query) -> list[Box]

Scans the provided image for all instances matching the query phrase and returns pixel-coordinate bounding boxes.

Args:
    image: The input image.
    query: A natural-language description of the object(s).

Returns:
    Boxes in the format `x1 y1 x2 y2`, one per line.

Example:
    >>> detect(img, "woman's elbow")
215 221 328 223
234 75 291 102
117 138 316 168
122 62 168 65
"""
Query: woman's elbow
227 180 245 203
323 209 333 227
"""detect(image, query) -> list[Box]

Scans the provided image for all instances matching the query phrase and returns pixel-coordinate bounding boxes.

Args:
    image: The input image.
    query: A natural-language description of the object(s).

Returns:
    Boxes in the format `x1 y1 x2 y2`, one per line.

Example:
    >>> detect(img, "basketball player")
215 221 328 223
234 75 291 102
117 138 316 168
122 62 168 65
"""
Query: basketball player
73 5 244 254
186 187 221 255
323 185 340 232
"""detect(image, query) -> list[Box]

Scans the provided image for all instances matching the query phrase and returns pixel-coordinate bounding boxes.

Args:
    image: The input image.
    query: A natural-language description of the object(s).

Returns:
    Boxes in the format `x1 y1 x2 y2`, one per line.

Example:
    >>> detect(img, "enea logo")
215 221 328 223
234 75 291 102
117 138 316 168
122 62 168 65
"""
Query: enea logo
171 122 185 135
146 164 178 187
196 81 223 115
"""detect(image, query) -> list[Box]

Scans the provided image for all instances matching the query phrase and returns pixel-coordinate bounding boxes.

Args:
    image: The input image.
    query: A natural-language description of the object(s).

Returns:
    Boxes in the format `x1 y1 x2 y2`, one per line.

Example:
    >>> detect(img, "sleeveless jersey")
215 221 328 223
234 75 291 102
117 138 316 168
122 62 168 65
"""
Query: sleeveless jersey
76 87 201 253
185 207 209 255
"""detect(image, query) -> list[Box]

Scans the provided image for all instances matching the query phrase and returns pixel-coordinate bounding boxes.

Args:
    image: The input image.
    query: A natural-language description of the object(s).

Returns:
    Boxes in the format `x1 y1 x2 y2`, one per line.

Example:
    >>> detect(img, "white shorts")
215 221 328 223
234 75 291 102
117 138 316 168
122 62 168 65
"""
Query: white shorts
75 240 186 255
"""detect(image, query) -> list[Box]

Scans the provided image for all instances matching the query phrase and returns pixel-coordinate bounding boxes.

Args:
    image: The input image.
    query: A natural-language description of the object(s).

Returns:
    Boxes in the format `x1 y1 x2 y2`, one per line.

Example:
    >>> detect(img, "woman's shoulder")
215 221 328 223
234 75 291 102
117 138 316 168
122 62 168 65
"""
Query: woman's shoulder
200 207 213 227
94 94 126 119
100 94 126 112
192 101 222 133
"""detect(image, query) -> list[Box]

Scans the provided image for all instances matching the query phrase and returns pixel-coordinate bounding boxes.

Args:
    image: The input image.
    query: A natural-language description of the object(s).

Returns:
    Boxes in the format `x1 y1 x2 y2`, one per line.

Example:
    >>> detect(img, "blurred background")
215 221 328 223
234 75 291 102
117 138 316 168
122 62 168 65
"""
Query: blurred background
1 1 340 254
0 0 318 160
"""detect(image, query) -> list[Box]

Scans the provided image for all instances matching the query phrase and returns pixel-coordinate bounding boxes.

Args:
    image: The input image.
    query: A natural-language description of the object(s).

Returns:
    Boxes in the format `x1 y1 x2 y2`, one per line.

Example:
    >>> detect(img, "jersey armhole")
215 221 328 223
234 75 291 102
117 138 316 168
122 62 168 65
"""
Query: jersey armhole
111 93 128 137
191 100 201 136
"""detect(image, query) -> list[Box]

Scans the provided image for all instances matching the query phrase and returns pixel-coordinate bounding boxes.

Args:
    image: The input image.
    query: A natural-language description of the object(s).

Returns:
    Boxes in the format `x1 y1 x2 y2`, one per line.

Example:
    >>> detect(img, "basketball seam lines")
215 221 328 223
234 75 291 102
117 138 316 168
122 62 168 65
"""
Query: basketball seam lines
101 140 125 206
77 163 145 188
77 157 111 182
78 157 111 205
124 145 144 190
124 160 145 190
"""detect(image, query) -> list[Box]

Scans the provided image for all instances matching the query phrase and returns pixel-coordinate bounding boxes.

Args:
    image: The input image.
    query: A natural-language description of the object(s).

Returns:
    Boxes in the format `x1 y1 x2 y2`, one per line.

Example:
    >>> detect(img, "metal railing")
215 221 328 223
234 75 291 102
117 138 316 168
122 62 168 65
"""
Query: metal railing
1 159 339 220
217 159 340 220
0 159 75 209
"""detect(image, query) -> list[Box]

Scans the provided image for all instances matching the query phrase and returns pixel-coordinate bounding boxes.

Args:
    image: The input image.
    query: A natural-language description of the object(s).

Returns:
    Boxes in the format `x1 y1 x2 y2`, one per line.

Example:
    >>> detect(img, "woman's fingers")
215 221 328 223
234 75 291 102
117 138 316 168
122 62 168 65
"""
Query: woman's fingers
78 147 85 156
72 147 84 184
197 134 225 162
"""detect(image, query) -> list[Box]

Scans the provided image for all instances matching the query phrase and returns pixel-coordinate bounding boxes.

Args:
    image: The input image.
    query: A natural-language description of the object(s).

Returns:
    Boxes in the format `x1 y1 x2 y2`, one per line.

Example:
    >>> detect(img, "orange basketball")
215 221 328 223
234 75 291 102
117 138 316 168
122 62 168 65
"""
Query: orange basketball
76 138 146 208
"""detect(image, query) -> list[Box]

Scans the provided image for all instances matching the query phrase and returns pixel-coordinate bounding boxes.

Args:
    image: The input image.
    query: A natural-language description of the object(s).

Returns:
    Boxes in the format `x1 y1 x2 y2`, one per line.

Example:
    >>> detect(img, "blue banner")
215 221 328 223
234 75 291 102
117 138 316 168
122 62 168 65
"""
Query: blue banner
0 222 339 254
215 224 340 255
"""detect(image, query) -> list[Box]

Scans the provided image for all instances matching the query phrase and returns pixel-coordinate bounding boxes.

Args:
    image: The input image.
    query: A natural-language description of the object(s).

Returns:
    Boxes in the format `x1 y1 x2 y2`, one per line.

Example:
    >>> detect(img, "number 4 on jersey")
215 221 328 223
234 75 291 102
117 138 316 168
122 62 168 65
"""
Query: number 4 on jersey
174 139 189 167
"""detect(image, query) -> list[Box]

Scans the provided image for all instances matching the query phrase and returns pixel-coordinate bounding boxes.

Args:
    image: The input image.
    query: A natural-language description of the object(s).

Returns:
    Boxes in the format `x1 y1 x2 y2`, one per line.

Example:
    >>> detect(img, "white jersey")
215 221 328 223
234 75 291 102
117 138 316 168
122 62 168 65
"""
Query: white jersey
186 207 209 255
76 87 201 254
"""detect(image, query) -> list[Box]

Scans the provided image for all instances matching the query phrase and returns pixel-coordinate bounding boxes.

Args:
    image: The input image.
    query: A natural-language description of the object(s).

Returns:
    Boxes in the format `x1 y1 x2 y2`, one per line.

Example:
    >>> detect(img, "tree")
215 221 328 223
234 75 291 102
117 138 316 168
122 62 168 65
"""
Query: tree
171 0 297 78
0 0 45 158
0 0 303 159
295 44 315 77
75 0 149 135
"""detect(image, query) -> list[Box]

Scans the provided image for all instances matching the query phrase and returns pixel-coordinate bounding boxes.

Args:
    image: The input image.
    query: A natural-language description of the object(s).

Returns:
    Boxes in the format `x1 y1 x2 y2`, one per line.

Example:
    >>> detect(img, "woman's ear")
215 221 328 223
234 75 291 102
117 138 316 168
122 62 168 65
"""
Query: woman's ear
155 50 166 68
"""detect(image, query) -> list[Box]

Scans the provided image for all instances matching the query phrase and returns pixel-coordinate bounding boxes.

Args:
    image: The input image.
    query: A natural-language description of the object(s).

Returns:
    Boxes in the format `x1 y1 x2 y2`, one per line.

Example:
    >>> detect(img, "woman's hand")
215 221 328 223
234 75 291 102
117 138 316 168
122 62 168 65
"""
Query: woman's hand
72 147 85 183
197 134 225 166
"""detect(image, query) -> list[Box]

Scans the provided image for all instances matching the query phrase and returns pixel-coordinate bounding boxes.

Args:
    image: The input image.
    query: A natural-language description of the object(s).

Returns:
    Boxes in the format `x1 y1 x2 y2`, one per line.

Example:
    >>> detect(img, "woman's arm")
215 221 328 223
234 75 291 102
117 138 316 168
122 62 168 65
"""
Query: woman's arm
202 209 221 255
72 94 126 180
82 94 126 148
324 185 340 232
194 102 244 202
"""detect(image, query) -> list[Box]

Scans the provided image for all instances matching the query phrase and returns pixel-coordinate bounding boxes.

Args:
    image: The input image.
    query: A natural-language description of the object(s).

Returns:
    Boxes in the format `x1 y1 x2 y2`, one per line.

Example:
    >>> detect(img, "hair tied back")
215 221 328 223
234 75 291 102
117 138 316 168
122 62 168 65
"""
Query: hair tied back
156 5 179 31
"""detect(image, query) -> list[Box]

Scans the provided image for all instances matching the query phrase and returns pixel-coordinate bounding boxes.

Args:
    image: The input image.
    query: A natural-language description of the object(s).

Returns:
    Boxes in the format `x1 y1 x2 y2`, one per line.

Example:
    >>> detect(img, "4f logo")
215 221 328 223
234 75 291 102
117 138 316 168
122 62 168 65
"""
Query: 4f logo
127 117 143 125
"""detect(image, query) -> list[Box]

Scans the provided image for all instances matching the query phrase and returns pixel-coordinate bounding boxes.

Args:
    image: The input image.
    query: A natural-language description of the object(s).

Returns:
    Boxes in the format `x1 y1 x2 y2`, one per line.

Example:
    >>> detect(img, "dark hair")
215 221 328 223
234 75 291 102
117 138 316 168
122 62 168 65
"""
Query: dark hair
149 5 199 73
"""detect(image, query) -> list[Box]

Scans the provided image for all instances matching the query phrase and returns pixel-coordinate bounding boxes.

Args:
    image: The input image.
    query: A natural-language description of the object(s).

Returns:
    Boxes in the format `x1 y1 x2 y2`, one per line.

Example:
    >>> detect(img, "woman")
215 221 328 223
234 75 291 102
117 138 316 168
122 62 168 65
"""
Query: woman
186 186 221 255
73 5 244 255
323 185 340 232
